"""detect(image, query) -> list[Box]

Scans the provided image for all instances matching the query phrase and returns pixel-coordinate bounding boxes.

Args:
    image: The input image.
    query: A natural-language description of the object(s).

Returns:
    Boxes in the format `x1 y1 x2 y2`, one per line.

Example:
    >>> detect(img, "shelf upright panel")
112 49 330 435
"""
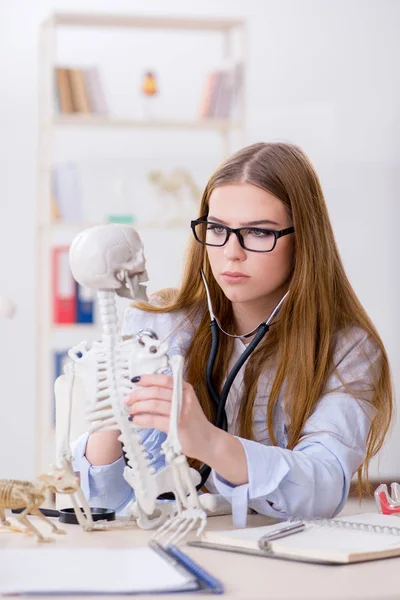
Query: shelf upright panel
36 16 58 475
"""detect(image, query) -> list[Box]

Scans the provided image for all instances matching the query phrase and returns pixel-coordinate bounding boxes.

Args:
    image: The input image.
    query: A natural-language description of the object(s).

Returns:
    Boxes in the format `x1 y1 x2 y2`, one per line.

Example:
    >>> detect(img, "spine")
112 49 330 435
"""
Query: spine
97 291 158 515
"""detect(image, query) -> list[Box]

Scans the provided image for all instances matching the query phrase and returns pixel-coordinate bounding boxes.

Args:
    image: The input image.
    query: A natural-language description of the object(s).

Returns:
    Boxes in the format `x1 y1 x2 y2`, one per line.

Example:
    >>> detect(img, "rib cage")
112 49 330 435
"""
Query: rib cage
0 480 39 509
68 290 169 516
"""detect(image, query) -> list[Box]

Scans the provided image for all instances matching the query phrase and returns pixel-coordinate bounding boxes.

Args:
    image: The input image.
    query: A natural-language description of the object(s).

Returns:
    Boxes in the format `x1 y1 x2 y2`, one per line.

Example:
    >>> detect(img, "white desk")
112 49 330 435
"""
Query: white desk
1 510 399 600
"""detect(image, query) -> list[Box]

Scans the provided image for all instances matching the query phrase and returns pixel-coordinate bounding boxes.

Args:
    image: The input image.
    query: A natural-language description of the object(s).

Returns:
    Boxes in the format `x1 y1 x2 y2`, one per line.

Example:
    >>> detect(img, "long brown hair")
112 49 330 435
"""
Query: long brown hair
136 142 393 494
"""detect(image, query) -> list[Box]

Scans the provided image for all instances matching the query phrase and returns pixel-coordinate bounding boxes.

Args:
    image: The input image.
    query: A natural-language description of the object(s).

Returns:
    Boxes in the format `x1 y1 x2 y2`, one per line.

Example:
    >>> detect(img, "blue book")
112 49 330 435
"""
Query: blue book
52 350 70 425
76 282 94 323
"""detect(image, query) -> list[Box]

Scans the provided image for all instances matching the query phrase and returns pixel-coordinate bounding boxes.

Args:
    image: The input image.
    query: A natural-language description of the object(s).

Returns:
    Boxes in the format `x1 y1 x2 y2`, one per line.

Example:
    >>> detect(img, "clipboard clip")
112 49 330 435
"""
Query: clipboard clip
258 521 306 551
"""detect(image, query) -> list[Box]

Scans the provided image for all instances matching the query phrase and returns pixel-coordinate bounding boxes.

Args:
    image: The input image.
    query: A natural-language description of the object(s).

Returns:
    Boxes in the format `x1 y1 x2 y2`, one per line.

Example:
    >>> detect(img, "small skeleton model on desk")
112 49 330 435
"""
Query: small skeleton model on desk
0 467 79 542
56 224 212 544
0 295 79 543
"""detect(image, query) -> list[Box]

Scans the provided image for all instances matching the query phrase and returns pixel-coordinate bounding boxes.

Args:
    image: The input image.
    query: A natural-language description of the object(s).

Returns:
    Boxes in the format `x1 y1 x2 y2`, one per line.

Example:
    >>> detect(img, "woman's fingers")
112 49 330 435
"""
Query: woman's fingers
125 386 171 407
130 413 170 432
129 398 171 417
131 373 174 389
130 373 191 391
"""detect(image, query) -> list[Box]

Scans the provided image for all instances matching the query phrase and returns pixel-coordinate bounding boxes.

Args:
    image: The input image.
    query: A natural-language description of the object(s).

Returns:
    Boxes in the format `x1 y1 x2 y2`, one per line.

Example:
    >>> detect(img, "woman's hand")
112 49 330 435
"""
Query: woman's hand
123 374 215 462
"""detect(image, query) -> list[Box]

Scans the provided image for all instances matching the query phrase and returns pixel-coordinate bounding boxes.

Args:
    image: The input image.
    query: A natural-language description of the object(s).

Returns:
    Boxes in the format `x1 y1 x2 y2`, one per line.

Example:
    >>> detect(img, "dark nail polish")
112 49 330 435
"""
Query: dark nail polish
128 415 133 421
131 376 141 383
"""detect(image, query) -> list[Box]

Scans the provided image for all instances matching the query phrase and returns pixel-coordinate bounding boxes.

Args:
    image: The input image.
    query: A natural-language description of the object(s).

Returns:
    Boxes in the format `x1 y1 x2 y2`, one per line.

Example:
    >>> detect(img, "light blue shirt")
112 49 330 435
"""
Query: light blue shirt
72 306 380 527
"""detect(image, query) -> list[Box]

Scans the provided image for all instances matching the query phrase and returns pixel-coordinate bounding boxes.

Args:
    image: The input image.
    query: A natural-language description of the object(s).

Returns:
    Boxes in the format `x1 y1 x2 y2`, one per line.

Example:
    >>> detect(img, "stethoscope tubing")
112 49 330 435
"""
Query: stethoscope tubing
197 320 270 488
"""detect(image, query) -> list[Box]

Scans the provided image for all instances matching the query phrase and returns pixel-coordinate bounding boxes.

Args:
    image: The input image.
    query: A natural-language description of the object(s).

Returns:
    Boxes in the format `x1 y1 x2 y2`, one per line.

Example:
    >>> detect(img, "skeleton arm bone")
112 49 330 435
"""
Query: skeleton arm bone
55 363 94 530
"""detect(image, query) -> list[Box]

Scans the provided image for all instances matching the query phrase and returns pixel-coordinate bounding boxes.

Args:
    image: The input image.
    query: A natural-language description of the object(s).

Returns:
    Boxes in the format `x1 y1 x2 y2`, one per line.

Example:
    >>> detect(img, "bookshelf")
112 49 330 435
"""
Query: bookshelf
36 12 247 475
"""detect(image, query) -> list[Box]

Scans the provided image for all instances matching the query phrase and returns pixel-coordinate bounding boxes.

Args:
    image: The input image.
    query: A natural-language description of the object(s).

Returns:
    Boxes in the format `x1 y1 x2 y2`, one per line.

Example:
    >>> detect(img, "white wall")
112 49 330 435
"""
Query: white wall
0 0 399 479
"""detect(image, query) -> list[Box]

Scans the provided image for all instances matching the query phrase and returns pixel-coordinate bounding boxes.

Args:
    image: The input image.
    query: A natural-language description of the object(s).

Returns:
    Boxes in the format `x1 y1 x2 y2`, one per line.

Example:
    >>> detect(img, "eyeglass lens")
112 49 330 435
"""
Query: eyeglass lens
194 221 276 252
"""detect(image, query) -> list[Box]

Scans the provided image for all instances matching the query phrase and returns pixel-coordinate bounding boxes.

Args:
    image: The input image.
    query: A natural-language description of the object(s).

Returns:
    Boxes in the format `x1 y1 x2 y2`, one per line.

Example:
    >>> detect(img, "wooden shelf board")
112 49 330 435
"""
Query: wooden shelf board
39 221 190 231
48 13 244 31
53 115 242 131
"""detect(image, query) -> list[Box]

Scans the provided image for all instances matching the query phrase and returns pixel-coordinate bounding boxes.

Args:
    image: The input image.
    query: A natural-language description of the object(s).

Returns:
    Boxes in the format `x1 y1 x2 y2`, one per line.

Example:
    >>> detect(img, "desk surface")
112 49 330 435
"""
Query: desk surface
1 508 399 600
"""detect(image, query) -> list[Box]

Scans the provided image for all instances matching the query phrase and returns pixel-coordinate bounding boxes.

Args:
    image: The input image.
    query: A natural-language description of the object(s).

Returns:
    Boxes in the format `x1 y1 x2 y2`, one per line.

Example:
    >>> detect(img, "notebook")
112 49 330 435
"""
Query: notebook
190 513 400 565
0 542 223 595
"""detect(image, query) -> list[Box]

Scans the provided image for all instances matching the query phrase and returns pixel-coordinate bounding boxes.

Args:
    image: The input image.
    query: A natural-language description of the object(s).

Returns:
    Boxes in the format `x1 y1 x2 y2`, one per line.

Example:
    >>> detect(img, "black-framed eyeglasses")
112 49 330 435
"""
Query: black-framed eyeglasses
190 217 295 253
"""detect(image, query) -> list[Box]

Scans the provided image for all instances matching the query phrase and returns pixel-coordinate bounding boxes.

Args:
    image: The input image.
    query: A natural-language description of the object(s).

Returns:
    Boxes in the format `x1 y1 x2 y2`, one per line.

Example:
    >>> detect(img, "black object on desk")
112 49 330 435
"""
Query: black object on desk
58 507 116 524
12 506 116 524
12 507 60 518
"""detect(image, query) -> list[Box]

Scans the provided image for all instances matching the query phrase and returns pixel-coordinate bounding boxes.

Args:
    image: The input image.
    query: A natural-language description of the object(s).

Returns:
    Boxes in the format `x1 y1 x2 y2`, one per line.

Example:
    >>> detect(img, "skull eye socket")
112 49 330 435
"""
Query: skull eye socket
138 338 146 347
149 346 157 354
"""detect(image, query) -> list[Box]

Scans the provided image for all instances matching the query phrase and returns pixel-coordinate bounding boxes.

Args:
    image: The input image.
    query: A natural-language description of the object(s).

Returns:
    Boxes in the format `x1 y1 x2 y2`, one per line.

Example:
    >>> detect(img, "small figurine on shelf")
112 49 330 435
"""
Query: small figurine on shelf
140 70 158 120
144 168 201 227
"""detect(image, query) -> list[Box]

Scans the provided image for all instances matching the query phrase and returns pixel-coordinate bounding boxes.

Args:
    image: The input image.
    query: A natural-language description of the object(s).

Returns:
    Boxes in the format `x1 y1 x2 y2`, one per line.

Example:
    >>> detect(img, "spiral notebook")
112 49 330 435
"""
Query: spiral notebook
0 542 223 595
190 513 400 565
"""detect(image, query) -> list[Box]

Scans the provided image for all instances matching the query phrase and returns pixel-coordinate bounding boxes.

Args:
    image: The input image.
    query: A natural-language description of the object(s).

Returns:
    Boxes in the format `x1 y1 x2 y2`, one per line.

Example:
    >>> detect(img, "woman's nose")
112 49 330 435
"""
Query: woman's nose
223 232 246 261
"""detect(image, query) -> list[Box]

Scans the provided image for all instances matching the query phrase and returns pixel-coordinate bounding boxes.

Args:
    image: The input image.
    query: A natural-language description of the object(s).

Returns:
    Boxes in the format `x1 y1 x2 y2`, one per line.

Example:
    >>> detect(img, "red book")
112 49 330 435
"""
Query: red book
52 246 76 323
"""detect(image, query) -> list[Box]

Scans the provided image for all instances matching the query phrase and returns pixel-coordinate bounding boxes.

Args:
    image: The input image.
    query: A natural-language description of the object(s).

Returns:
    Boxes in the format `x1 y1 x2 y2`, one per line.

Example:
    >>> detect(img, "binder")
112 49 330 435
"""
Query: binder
76 282 94 323
52 246 76 324
52 349 70 425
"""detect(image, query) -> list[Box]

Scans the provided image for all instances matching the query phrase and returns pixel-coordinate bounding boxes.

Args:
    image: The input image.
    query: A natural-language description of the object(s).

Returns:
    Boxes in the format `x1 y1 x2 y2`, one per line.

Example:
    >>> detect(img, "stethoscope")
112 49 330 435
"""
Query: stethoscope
194 269 289 490
158 270 289 498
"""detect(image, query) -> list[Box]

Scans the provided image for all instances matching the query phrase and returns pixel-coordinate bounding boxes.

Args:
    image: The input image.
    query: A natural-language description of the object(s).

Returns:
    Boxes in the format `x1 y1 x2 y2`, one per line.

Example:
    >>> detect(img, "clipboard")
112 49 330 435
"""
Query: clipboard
151 542 225 593
0 543 224 595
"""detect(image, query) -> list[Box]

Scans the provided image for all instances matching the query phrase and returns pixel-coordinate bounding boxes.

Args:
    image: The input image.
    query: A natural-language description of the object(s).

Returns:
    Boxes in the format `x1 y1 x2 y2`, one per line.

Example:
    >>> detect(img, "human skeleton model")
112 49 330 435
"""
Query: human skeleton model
57 224 209 544
0 467 79 542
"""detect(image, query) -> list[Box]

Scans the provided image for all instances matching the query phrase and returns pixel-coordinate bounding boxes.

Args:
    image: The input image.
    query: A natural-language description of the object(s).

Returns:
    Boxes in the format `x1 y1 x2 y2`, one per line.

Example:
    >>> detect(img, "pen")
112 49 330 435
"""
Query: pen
258 521 305 551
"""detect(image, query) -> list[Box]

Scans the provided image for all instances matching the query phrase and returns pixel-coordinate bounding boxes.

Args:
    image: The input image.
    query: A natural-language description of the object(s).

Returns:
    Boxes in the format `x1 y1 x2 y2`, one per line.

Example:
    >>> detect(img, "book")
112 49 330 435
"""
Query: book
52 246 76 324
85 66 109 114
198 72 218 118
76 282 94 323
55 67 74 113
0 543 223 595
52 162 83 222
193 513 400 565
53 349 70 425
68 68 92 113
199 62 243 120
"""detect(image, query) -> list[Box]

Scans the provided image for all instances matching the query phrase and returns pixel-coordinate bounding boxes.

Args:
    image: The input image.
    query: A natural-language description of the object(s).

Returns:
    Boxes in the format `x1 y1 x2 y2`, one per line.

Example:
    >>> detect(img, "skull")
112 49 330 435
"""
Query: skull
38 466 80 495
69 224 149 301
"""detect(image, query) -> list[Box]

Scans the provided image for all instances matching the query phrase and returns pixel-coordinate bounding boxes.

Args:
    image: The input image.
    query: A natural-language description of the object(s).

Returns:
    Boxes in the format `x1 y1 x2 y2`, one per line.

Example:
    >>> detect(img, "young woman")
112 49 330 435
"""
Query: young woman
72 142 392 526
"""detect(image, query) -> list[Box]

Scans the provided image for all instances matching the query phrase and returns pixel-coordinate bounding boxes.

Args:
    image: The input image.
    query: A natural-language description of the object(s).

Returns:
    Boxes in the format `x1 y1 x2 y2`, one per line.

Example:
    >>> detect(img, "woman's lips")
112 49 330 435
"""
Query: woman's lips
221 272 250 283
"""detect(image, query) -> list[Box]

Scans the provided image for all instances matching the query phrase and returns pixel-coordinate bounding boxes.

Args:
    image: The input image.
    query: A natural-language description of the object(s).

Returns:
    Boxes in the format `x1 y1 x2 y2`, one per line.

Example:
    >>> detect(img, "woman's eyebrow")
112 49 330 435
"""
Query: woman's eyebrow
208 215 280 226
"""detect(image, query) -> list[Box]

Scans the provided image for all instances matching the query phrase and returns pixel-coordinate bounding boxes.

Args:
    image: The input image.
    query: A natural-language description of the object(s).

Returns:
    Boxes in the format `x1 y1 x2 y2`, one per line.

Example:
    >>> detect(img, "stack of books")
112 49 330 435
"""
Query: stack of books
199 62 243 119
52 246 94 325
54 66 109 115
